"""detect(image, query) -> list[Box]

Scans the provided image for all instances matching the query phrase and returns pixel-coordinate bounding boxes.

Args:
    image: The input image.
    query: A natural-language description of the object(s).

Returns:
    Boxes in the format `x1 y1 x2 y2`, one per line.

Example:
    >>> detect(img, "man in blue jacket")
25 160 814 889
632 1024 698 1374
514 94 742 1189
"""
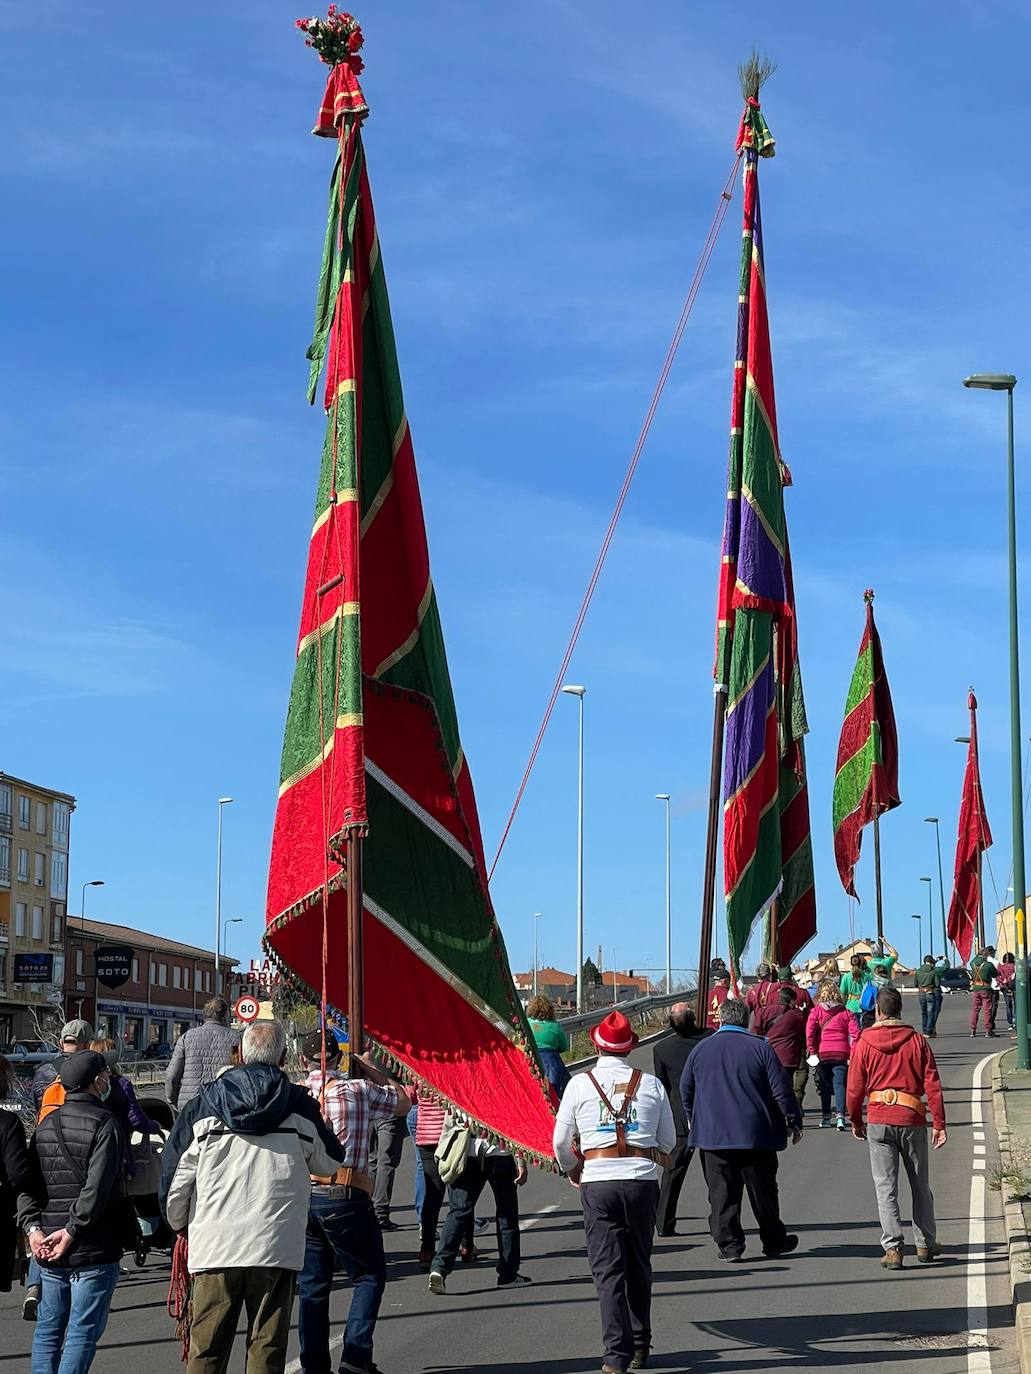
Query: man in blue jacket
681 996 802 1263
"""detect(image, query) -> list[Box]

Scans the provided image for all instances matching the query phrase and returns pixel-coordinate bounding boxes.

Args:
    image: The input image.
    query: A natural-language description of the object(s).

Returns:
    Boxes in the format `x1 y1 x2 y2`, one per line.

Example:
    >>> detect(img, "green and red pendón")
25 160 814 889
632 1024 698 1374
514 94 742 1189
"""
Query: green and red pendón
832 589 900 900
717 93 816 974
263 14 557 1165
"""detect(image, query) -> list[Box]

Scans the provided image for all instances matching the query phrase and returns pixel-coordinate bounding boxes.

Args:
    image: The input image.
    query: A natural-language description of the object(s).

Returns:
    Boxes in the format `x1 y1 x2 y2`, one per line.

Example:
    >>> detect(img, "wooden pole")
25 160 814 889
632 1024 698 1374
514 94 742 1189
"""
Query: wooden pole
872 812 885 954
346 831 365 1076
696 687 727 1025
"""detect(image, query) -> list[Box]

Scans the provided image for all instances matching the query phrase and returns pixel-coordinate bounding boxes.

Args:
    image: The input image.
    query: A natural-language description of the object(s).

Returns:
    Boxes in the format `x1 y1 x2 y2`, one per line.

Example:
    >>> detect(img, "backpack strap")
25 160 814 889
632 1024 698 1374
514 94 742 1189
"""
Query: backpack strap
587 1069 643 1156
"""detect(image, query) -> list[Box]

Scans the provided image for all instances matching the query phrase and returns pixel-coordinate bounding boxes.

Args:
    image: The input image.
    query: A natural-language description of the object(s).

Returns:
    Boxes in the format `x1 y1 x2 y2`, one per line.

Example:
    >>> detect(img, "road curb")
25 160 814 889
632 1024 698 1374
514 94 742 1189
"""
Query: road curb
991 1053 1031 1374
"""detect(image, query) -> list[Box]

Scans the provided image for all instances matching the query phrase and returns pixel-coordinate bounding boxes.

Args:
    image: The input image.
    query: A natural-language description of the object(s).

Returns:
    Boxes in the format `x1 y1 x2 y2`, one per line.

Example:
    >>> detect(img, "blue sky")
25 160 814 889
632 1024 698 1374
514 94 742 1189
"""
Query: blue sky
3 2 1030 982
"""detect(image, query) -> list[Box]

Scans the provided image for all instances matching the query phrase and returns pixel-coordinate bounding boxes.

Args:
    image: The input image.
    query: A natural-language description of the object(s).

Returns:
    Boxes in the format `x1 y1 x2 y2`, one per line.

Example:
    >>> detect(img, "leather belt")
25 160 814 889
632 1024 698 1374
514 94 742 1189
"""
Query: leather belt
869 1089 925 1115
310 1167 374 1192
583 1145 674 1167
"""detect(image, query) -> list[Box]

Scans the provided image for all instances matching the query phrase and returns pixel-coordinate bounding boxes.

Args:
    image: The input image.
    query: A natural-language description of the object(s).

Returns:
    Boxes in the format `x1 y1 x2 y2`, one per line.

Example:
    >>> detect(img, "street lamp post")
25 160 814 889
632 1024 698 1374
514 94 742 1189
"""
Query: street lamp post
80 880 104 944
655 794 671 992
911 913 923 965
215 797 234 986
222 917 242 983
920 877 932 965
924 817 948 958
964 373 1028 1070
532 912 541 998
612 947 618 1006
561 685 586 1013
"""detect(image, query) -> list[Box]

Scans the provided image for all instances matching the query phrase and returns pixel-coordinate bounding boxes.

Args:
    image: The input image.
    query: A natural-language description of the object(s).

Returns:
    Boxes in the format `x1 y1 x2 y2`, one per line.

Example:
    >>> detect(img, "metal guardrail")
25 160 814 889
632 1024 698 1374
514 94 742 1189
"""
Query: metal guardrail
557 990 692 1035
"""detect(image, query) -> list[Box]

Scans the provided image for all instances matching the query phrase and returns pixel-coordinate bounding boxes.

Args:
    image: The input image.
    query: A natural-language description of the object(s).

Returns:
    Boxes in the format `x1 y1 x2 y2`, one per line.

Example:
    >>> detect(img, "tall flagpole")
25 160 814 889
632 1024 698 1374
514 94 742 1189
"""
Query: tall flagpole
696 688 727 1025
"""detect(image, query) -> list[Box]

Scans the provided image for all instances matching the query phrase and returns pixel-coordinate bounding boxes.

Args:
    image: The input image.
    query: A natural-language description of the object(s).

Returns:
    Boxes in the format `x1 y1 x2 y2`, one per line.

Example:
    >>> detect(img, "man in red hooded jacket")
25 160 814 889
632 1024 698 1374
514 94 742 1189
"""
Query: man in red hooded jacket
846 985 946 1270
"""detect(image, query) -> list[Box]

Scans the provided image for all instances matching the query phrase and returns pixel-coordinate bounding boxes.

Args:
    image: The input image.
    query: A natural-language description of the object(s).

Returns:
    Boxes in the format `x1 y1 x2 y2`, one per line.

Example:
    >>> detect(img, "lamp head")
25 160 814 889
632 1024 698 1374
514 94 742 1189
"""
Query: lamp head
655 793 671 801
955 736 971 744
963 373 1017 391
88 880 104 888
923 816 939 824
920 876 932 884
218 796 234 805
560 684 586 698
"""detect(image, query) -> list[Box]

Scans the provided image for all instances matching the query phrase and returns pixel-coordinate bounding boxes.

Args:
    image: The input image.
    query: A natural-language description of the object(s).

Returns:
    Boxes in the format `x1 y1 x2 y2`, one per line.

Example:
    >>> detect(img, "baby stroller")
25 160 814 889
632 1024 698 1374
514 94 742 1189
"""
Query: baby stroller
127 1096 177 1267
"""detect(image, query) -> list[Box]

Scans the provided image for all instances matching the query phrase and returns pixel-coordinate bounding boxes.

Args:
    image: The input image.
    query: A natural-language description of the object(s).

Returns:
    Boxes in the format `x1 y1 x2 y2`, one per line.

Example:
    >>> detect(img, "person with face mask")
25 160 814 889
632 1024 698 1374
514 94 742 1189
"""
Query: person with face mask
17 1050 129 1371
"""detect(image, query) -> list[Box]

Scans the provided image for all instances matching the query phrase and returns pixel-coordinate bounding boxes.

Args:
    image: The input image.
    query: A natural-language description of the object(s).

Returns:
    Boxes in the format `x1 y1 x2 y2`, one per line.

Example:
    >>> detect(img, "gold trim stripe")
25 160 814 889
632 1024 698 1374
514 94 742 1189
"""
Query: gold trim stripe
310 488 359 541
373 580 433 679
359 414 409 539
277 713 364 799
296 601 360 659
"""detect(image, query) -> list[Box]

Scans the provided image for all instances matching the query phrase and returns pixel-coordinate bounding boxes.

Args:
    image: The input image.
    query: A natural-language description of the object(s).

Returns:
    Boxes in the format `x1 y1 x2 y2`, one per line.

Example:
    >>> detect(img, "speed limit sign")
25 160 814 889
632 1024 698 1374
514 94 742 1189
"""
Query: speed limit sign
234 995 260 1023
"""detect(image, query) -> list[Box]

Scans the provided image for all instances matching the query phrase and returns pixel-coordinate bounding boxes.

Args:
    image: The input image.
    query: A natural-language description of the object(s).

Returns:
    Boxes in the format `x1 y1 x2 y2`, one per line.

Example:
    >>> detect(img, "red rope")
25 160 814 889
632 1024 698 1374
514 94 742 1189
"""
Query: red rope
167 1234 191 1363
488 153 741 879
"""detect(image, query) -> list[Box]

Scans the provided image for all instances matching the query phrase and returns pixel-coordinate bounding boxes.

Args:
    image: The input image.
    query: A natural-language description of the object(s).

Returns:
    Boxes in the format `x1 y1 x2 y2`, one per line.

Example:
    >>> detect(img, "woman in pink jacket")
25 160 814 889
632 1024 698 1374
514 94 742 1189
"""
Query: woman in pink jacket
806 981 860 1132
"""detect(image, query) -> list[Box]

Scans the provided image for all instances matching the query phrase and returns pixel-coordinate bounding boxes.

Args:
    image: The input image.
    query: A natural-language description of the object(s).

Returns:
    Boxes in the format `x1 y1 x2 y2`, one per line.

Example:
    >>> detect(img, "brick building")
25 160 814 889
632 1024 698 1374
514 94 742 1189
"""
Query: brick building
64 917 238 1052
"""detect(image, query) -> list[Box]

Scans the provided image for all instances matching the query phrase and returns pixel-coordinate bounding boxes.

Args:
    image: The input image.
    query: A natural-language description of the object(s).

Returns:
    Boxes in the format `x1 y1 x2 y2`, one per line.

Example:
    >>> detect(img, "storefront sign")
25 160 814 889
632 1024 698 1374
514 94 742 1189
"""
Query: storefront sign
94 945 135 990
14 953 53 984
230 958 283 999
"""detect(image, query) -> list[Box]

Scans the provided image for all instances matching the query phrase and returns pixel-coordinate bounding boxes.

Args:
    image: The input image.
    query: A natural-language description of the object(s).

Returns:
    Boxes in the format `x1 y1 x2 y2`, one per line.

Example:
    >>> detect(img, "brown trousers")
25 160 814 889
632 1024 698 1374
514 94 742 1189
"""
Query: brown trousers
187 1267 296 1374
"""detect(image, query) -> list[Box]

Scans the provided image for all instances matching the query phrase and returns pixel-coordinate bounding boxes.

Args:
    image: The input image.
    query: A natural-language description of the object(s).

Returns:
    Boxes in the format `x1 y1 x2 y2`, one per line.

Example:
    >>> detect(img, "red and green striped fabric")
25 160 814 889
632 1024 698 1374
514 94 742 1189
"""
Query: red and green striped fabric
264 55 556 1165
832 590 900 896
717 98 816 971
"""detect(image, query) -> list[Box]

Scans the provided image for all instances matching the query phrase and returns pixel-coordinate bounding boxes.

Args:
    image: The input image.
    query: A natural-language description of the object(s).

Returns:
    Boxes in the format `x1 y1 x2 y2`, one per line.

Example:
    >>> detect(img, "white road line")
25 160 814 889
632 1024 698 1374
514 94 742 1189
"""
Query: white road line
968 1052 997 1372
522 1201 563 1231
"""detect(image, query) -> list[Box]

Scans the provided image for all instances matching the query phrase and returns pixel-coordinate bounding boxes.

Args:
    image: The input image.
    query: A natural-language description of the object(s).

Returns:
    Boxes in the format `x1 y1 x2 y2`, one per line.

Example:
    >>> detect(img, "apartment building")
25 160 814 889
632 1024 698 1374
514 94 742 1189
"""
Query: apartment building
65 917 238 1051
0 773 74 1044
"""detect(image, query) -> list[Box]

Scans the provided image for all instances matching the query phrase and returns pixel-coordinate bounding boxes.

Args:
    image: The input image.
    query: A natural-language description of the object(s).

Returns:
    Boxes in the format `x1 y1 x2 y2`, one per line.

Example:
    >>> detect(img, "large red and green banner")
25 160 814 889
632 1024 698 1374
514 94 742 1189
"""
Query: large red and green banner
947 690 992 963
832 590 900 896
265 32 556 1163
717 98 816 971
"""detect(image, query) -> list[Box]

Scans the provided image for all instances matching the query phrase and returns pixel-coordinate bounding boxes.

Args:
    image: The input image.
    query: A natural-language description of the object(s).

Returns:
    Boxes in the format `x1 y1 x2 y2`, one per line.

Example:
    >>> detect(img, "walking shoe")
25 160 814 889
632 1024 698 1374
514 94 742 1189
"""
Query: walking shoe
985 1032 998 1038
970 1031 978 1037
340 1361 382 1374
717 1249 744 1262
497 1273 533 1288
762 1235 799 1258
474 1216 491 1232
916 1242 943 1263
656 1227 678 1237
630 1349 650 1370
819 1117 832 1128
601 1366 625 1373
418 1248 433 1271
378 1217 400 1232
458 1242 479 1264
881 1248 903 1270
835 1116 847 1132
22 1285 40 1322
428 1271 446 1294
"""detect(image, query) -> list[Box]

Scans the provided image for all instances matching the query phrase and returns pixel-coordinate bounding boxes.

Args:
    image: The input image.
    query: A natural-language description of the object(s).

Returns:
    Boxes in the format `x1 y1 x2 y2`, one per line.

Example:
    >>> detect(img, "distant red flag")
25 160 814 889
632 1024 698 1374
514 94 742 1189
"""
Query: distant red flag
947 690 993 963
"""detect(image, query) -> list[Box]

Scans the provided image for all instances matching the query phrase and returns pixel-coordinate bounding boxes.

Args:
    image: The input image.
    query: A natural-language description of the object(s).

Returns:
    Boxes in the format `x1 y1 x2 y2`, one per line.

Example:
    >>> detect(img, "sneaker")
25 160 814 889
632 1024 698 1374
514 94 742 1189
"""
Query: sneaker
378 1217 400 1232
630 1349 649 1370
718 1249 744 1262
22 1285 40 1322
835 1116 846 1132
819 1117 832 1128
763 1234 799 1258
474 1216 491 1233
881 1247 903 1270
601 1366 625 1374
428 1271 446 1295
985 1032 998 1039
340 1361 382 1374
916 1242 943 1263
497 1273 533 1288
458 1243 479 1264
418 1248 432 1271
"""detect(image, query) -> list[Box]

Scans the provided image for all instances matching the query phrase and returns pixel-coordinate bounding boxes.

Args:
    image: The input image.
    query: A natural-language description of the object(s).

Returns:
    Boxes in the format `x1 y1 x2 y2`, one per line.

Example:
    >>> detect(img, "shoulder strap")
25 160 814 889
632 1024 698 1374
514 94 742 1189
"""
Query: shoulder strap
587 1069 642 1156
50 1110 88 1187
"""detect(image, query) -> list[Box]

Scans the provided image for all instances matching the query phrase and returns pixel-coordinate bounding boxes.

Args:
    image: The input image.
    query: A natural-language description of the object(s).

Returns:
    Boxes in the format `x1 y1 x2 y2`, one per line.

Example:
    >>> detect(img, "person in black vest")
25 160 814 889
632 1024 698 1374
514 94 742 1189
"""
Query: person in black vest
0 1054 30 1296
17 1050 127 1372
651 1004 711 1236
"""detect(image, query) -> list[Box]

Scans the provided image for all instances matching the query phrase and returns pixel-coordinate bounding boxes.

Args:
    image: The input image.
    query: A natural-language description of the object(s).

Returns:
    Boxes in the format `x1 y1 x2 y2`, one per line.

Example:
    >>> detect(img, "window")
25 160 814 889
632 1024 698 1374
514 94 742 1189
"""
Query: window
16 849 28 882
50 852 67 900
173 965 181 990
184 967 190 991
35 802 46 835
31 906 43 940
52 802 70 846
205 970 211 993
0 785 10 819
34 852 45 885
51 913 62 944
18 796 30 830
158 963 167 987
52 954 64 984
132 958 139 984
75 948 84 976
0 835 9 884
15 903 26 938
150 961 156 985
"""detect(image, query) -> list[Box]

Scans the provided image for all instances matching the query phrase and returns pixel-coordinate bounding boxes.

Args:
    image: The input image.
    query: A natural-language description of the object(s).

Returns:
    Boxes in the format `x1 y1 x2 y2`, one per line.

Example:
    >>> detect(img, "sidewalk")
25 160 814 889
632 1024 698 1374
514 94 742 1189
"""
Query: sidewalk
992 1049 1031 1371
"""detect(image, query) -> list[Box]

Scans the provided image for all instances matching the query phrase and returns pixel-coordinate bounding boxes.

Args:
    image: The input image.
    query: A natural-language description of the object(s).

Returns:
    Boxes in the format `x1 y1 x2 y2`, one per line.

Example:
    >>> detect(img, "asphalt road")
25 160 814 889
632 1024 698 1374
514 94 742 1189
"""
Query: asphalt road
0 994 1020 1372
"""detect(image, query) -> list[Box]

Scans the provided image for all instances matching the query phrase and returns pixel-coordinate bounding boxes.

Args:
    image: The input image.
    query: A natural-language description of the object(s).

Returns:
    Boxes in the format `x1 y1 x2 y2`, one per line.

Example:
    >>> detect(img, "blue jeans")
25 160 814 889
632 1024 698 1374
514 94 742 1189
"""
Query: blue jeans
298 1190 387 1372
918 991 943 1034
816 1060 848 1118
407 1105 425 1214
32 1263 119 1374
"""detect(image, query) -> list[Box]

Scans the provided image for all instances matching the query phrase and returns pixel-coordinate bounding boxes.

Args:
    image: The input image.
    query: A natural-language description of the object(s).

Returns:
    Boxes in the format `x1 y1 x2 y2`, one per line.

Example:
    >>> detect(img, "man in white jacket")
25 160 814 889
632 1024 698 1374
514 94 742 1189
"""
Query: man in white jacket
159 1020 343 1374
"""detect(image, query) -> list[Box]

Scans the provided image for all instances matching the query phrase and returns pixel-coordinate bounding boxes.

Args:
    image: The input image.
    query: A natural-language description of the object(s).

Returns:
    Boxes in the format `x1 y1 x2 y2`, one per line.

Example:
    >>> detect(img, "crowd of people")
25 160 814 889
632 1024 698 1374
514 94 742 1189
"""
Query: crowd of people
0 942 1002 1373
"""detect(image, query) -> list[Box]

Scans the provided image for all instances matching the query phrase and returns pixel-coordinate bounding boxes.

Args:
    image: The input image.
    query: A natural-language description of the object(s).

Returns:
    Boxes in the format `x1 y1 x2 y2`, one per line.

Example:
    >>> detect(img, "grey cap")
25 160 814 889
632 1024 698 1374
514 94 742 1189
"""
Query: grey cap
60 1019 94 1044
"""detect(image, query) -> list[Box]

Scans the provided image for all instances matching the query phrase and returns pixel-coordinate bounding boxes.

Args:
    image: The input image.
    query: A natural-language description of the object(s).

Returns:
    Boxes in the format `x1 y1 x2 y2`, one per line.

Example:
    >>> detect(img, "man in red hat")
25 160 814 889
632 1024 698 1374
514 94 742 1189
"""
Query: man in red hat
553 1010 676 1374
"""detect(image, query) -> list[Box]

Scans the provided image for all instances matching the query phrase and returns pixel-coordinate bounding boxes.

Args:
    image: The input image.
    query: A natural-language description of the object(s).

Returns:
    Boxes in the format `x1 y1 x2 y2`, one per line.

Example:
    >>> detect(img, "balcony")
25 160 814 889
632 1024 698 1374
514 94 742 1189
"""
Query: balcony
0 868 8 889
0 813 10 834
0 923 8 944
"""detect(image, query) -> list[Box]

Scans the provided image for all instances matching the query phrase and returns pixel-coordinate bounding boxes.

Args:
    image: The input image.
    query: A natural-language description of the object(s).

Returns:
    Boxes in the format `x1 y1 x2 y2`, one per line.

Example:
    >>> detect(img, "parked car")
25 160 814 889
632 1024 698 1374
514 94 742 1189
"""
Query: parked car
0 1040 58 1065
940 968 971 993
142 1041 172 1061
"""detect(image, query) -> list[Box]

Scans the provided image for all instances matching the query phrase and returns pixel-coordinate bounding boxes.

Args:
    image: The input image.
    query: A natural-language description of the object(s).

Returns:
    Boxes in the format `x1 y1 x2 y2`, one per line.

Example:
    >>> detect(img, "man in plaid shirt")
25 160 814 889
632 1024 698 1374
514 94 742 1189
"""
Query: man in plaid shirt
296 1032 410 1374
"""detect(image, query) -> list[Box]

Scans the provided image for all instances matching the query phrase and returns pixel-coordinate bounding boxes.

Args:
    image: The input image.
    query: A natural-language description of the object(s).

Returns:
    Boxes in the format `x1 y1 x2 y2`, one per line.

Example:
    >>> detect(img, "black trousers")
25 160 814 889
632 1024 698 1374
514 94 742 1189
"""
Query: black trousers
417 1145 473 1254
700 1148 787 1257
656 1136 693 1235
371 1116 406 1221
433 1154 520 1282
581 1178 658 1373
